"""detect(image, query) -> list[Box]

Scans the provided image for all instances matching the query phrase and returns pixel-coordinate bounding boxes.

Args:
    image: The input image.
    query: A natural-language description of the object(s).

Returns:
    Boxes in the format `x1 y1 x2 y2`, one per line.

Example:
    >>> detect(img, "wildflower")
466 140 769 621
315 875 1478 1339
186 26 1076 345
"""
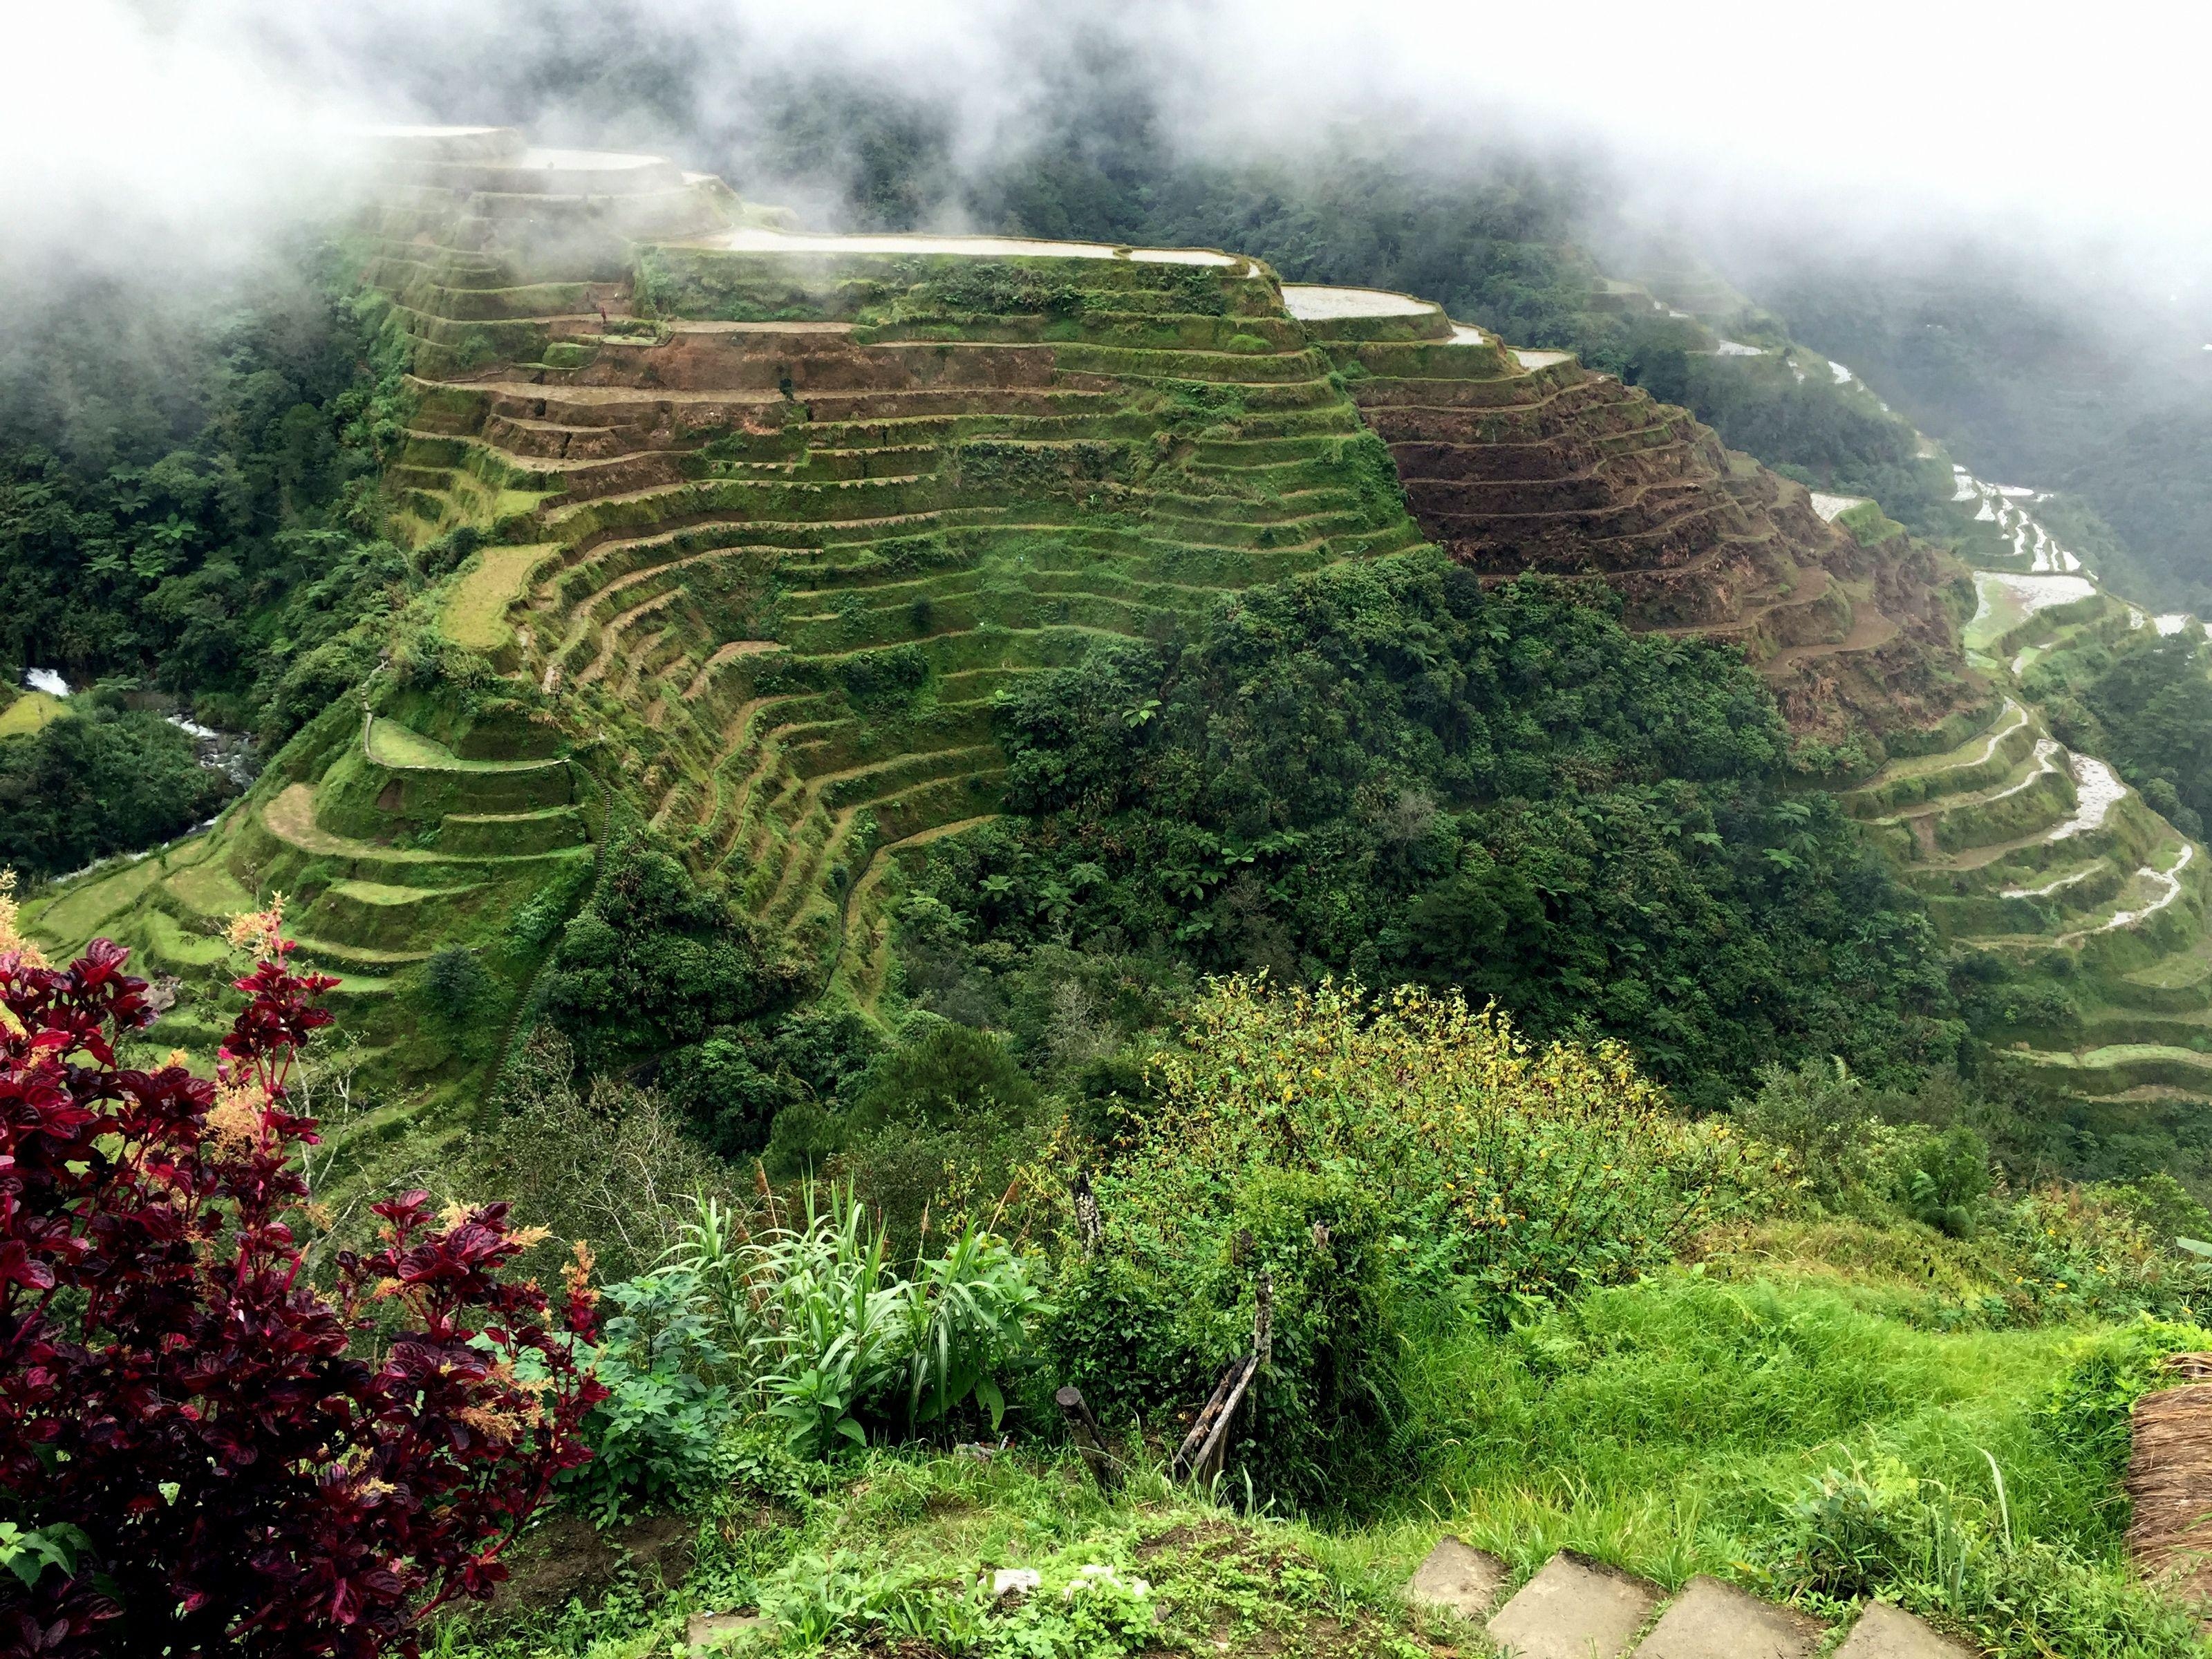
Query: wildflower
0 869 44 968
225 894 289 957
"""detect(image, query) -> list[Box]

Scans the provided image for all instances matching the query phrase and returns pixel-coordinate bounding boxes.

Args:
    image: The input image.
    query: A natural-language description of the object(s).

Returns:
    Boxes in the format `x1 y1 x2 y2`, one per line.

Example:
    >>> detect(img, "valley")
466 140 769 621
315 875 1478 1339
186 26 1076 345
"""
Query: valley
4 57 2212 1659
24 124 2212 1174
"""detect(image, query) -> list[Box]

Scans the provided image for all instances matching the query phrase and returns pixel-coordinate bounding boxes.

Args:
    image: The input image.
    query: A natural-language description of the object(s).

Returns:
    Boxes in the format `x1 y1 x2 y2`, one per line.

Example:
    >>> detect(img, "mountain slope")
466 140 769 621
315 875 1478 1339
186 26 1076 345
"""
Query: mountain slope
1286 283 1982 763
30 124 2164 1168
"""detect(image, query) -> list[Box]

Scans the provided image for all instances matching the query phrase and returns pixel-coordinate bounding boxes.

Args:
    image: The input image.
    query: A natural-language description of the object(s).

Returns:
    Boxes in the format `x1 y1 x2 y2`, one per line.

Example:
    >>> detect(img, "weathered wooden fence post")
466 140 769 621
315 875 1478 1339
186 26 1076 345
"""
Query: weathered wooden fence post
1056 1385 1118 1491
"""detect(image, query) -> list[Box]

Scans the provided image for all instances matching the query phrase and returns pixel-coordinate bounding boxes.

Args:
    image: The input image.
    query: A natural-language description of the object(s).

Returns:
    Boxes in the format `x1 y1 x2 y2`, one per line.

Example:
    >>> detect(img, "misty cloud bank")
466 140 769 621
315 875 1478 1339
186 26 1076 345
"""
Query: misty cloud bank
10 0 2208 288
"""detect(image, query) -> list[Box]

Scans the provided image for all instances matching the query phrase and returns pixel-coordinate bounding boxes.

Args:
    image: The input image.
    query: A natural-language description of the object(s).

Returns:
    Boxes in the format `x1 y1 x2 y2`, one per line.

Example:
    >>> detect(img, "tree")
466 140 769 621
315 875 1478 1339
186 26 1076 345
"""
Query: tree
0 892 606 1657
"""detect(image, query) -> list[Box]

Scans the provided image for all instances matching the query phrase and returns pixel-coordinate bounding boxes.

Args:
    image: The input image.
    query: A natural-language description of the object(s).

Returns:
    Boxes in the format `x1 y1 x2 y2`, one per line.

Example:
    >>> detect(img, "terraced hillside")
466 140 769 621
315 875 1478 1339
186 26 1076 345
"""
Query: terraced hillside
24 127 2073 1156
22 129 1432 1142
1284 283 1983 758
1835 565 2212 1101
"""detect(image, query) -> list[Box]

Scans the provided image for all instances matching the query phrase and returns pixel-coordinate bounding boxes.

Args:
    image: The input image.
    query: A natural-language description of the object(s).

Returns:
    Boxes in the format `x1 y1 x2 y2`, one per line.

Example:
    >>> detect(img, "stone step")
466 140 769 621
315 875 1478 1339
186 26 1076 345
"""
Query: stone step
1835 1602 1976 1659
1633 1575 1821 1659
1487 1554 1661 1659
1403 1536 1508 1620
1402 1544 1978 1659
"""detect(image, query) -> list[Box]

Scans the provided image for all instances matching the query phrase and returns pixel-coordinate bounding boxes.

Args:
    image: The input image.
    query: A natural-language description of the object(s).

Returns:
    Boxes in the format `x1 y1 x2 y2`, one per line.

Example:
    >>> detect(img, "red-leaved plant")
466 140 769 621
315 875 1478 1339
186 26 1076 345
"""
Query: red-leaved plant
0 899 606 1658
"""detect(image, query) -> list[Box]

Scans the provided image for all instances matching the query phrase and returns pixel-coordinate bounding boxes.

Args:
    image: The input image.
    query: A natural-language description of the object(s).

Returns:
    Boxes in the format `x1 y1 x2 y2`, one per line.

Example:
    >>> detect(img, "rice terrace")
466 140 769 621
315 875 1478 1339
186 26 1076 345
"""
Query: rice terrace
6 10 2212 1658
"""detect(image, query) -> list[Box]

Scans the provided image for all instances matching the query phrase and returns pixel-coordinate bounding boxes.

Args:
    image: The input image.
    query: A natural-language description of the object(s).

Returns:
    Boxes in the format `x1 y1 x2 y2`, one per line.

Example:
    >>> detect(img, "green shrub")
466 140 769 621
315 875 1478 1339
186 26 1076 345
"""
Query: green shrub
1736 1056 1884 1210
1043 978 1780 1504
845 1021 1039 1138
1778 1453 2202 1659
835 1020 1047 1237
668 1184 1044 1458
1895 1125 1992 1240
558 1269 735 1524
543 837 796 1070
2041 1315 2212 1481
1987 1184 2212 1323
423 943 493 1018
662 1031 793 1156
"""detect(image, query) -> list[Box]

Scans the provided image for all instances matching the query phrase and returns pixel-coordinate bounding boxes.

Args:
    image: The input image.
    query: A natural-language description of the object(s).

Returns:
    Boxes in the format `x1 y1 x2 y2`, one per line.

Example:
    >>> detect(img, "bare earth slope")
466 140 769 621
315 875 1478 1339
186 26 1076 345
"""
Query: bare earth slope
1284 284 1985 762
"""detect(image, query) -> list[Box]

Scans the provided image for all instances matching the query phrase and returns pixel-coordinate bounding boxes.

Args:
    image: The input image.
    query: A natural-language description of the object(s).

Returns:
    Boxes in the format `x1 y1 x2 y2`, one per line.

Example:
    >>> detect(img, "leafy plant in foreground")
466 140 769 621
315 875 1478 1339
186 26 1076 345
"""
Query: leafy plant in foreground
556 1270 735 1526
662 1183 1044 1456
0 897 605 1657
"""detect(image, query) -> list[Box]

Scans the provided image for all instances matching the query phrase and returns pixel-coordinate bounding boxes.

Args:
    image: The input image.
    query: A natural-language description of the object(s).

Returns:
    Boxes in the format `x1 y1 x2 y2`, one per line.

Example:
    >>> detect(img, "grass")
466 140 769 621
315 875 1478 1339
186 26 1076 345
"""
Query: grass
1403 1270 2101 1580
0 689 67 738
434 1260 2201 1659
1865 700 2026 785
24 854 168 951
442 1444 1447 1659
366 718 559 773
447 543 556 651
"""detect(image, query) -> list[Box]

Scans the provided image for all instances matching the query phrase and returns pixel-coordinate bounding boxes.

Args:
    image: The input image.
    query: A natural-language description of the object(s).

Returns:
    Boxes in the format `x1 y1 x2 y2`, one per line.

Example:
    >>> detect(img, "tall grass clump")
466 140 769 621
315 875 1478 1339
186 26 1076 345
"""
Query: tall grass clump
684 1182 1044 1455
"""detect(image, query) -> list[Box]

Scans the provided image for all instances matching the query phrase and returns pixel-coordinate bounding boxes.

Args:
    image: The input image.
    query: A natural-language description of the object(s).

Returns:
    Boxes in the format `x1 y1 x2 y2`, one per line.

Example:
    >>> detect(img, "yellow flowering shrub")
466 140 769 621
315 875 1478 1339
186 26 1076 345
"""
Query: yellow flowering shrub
1144 977 1779 1300
0 870 44 968
1043 977 1781 1499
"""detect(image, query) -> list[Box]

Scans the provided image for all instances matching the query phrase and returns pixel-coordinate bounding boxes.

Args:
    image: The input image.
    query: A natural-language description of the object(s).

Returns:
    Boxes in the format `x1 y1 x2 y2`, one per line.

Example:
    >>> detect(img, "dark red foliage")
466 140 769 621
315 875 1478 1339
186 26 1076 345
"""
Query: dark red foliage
0 928 606 1658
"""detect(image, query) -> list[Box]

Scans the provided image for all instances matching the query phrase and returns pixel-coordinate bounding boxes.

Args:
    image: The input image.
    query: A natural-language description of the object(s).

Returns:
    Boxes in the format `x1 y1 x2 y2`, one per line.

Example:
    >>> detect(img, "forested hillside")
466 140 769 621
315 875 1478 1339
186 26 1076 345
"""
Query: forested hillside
0 252 419 874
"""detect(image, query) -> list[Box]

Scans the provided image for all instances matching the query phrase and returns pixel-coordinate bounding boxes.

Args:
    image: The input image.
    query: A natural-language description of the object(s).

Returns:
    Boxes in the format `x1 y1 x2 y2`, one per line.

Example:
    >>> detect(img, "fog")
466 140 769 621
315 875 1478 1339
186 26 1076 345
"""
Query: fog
5 0 2208 357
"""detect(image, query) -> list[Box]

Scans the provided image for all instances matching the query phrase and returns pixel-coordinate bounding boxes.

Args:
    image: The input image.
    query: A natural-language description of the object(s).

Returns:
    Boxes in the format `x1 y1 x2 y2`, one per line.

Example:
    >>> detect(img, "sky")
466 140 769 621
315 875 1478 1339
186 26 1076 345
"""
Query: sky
5 0 2209 290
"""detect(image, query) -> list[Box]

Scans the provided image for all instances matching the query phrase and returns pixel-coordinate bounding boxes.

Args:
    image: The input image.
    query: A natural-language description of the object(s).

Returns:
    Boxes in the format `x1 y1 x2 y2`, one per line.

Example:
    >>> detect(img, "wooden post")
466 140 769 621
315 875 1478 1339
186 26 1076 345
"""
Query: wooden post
1172 1354 1257 1483
1190 1357 1257 1487
1056 1385 1118 1491
1253 1269 1273 1371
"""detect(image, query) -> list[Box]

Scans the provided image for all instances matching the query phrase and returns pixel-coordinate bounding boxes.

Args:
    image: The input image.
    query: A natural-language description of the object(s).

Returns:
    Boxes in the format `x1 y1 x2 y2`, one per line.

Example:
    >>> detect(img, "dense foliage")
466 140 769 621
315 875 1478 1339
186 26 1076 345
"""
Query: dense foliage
1047 980 1775 1500
0 252 411 741
541 837 798 1081
0 690 236 877
0 903 603 1657
908 551 1960 1109
550 1183 1042 1531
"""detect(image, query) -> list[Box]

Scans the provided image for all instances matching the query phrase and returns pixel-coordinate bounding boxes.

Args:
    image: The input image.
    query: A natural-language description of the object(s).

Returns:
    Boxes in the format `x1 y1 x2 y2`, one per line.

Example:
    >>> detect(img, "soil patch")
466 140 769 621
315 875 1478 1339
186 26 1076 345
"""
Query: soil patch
471 1509 696 1631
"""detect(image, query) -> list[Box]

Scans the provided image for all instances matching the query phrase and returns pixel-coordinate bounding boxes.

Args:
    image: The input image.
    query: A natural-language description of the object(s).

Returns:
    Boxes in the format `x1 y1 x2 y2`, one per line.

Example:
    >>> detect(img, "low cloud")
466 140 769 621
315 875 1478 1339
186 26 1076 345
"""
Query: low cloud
7 0 2208 301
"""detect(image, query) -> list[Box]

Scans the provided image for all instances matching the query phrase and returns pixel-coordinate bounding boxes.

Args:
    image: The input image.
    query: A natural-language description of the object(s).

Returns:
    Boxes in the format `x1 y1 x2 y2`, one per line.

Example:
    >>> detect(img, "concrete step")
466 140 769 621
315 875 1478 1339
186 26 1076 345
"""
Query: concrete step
1487 1555 1660 1659
1633 1575 1821 1659
1403 1536 1507 1620
1835 1602 1976 1658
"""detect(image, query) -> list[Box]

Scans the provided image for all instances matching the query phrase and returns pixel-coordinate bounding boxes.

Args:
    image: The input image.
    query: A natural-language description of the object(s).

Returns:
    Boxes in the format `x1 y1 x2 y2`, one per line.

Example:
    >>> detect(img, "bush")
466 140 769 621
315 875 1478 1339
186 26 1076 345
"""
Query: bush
2041 1316 2212 1481
474 1029 735 1286
1895 1125 1992 1239
845 1020 1040 1138
1736 1056 1884 1210
424 943 494 1020
1044 978 1781 1503
558 1271 735 1524
1778 1453 2202 1659
0 903 602 1656
666 1185 1045 1458
1988 1185 2212 1324
543 838 796 1071
835 1020 1047 1239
